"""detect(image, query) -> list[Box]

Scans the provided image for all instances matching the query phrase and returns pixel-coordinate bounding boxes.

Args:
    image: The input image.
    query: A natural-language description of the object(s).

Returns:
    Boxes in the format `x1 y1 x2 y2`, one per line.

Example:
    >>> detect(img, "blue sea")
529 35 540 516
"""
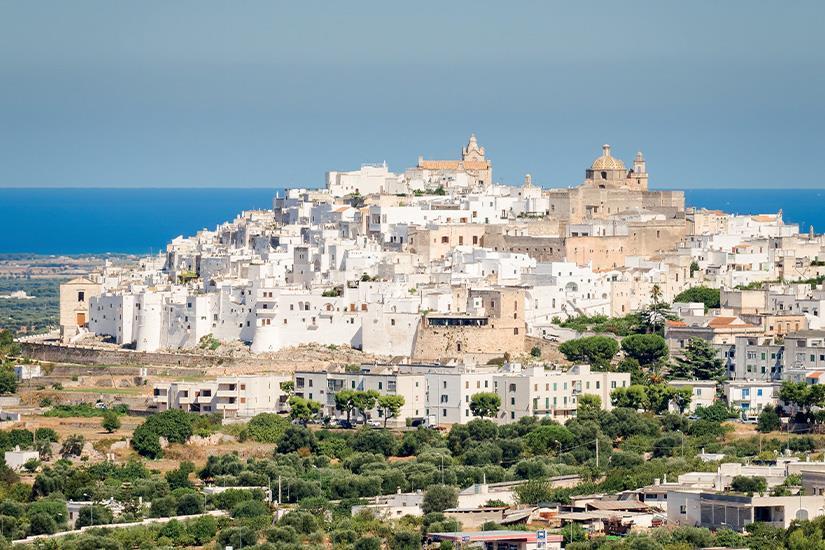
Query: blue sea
0 188 823 255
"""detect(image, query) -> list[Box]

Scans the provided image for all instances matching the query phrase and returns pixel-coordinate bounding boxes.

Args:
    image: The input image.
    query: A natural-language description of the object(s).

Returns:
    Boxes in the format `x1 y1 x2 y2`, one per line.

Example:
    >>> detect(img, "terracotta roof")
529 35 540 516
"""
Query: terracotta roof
666 320 688 327
807 372 824 379
752 215 778 222
333 207 350 213
419 160 490 171
707 316 739 327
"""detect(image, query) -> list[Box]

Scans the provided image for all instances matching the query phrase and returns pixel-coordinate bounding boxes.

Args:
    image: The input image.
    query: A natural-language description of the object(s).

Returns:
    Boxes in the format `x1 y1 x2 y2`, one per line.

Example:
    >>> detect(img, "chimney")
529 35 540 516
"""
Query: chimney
654 478 660 486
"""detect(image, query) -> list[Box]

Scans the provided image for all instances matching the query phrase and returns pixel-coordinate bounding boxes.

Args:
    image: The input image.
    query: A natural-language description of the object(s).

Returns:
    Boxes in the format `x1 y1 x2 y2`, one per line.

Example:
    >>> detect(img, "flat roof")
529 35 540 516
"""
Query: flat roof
428 531 562 543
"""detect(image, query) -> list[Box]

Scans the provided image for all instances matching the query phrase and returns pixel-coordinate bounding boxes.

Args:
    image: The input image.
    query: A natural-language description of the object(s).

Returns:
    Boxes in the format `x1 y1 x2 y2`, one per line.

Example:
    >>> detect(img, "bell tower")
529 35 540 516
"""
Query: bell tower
632 151 649 191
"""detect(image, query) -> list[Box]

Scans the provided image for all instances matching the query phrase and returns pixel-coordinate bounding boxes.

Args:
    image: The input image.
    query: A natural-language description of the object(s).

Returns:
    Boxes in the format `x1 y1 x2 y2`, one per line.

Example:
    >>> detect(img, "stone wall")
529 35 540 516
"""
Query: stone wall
20 342 262 370
411 320 525 362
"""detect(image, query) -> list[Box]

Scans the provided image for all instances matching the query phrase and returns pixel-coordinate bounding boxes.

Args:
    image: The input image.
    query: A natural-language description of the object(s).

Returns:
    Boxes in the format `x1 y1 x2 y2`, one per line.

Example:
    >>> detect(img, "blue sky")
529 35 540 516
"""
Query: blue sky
1 1 823 189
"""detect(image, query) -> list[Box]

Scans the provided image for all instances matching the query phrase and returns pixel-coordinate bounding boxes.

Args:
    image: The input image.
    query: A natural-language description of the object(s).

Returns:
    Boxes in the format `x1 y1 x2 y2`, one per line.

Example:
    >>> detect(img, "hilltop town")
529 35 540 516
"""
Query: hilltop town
3 137 825 549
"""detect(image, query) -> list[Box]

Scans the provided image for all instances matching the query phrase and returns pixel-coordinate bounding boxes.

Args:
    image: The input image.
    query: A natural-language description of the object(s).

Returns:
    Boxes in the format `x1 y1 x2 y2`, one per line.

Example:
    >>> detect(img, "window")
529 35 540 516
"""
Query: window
77 291 85 302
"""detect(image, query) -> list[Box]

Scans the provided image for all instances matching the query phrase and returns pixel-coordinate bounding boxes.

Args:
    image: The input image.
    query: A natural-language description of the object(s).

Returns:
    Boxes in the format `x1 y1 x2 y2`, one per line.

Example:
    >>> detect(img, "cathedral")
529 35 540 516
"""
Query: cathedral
584 144 649 191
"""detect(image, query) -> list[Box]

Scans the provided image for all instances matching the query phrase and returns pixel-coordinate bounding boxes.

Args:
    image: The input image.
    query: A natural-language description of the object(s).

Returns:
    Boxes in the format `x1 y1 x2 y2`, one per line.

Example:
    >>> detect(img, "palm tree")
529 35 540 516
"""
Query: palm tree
650 284 663 304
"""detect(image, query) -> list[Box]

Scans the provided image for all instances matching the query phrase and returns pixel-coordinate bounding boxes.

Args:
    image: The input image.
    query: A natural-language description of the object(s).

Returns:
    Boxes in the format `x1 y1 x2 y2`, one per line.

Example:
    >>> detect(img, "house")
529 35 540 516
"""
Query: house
723 381 780 419
667 490 825 530
4 447 39 471
668 380 716 412
351 490 424 519
427 530 562 550
153 374 289 417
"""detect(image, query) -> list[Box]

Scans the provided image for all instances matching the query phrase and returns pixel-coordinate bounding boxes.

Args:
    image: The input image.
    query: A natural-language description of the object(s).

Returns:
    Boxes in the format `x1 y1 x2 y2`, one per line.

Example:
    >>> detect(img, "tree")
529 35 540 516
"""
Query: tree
354 537 382 550
377 395 405 428
351 426 397 456
176 492 204 515
351 390 380 424
246 413 289 442
101 410 121 433
645 384 682 414
524 424 574 455
731 475 767 495
422 484 458 514
132 423 163 458
577 394 602 415
670 387 693 414
334 389 357 423
469 392 501 419
288 396 321 424
60 434 85 458
530 346 542 358
689 261 700 278
671 338 725 380
187 514 217 545
165 461 195 490
779 382 825 421
620 334 669 367
279 381 295 394
559 336 619 369
217 526 257 548
638 287 675 335
0 369 17 395
610 385 649 410
674 286 720 311
757 405 782 433
75 505 113 528
141 409 193 444
277 425 317 454
28 512 57 535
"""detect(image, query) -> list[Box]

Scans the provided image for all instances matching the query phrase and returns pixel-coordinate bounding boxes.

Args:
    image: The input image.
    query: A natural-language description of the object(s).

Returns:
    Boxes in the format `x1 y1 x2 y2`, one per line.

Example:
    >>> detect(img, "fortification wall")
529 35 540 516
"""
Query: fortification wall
20 342 261 369
411 321 525 362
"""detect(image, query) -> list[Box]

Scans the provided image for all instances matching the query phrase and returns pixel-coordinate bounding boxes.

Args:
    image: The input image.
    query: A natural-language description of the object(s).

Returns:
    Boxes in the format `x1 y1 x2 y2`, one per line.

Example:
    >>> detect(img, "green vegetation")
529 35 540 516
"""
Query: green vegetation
674 286 721 311
0 277 63 333
557 313 641 337
757 405 781 433
670 338 726 380
0 398 820 548
101 410 122 433
469 392 501 419
559 336 619 369
44 403 130 418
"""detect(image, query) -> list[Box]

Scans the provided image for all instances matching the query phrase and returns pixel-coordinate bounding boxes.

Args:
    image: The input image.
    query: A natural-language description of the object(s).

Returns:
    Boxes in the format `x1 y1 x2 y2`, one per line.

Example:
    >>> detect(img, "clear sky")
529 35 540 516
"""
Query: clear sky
1 1 823 189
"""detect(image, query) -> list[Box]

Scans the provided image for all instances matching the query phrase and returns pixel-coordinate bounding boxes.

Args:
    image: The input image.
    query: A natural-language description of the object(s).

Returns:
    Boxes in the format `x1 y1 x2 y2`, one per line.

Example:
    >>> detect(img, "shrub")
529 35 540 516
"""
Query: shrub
132 424 163 459
246 413 289 443
422 484 458 514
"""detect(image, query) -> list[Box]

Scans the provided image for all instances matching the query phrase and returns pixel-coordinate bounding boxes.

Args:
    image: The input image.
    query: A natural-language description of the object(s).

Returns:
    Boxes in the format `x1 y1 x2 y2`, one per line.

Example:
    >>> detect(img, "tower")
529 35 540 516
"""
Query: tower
462 133 486 162
632 151 649 191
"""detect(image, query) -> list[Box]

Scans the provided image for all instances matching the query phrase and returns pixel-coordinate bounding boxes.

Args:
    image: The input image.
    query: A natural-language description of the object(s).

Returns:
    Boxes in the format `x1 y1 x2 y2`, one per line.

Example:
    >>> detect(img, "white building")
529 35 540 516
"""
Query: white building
152 374 289 417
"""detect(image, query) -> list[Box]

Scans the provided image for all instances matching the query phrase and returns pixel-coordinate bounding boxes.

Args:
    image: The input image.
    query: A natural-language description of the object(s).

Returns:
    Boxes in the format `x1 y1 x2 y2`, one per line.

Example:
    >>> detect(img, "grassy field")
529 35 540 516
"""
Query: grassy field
0 277 65 332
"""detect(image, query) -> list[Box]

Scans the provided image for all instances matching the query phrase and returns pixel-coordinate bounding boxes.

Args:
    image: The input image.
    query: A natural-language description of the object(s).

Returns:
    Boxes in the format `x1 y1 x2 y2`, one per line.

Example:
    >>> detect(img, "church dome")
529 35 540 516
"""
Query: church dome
591 144 626 171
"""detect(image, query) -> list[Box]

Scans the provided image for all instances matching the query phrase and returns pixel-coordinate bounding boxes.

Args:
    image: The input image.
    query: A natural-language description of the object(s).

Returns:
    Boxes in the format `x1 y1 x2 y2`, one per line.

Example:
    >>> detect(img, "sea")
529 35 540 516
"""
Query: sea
1 187 824 255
